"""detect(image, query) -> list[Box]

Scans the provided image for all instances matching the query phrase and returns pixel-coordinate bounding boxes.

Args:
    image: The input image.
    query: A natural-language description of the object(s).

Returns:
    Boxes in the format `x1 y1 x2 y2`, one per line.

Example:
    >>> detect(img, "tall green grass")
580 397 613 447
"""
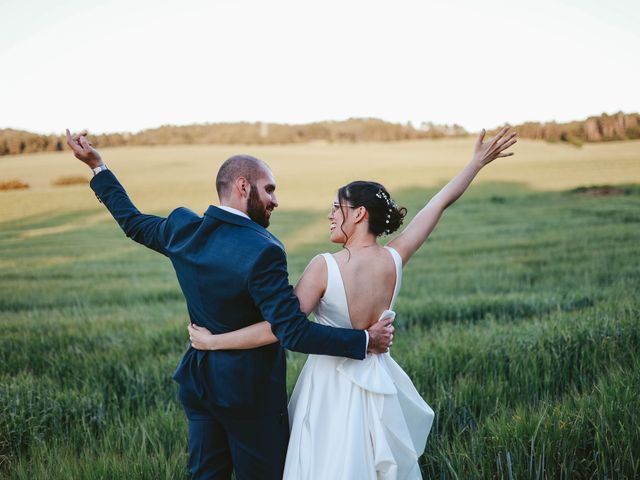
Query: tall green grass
1 183 639 478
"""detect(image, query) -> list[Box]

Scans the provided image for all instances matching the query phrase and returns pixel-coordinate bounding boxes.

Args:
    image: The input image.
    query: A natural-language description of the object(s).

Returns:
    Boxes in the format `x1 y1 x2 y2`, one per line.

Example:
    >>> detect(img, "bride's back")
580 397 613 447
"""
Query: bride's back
331 246 398 330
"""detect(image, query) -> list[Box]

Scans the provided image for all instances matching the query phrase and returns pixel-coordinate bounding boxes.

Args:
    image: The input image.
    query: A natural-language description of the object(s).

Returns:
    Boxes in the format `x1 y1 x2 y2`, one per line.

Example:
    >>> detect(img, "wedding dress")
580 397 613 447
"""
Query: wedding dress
283 246 434 479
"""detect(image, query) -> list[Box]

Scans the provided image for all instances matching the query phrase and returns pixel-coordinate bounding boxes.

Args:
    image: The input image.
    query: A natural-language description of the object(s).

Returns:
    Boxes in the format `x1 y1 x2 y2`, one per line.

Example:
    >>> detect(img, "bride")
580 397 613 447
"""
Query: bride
189 127 517 479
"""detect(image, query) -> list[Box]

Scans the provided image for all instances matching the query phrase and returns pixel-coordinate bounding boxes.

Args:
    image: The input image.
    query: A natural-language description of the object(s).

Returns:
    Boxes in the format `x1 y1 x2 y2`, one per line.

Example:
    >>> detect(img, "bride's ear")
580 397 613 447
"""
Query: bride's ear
354 206 368 224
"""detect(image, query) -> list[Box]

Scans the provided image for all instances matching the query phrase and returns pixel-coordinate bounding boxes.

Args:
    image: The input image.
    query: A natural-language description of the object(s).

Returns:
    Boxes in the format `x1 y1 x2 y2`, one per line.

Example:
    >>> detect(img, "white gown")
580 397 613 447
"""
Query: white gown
283 246 435 480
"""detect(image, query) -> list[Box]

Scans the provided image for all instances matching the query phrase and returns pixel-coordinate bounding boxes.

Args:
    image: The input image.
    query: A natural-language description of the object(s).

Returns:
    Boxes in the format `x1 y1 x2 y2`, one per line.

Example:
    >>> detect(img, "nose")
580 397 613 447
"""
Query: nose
328 207 335 220
271 194 278 208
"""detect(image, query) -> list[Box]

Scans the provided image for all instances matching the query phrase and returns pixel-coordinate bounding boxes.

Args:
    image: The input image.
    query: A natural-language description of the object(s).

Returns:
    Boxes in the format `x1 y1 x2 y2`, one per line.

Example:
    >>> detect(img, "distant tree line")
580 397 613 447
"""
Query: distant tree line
0 119 465 156
490 111 640 147
0 129 65 155
1 112 638 156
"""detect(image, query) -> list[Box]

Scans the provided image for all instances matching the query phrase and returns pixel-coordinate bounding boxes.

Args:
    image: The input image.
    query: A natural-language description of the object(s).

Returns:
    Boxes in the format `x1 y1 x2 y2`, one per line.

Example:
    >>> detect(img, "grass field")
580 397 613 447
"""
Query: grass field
1 138 639 478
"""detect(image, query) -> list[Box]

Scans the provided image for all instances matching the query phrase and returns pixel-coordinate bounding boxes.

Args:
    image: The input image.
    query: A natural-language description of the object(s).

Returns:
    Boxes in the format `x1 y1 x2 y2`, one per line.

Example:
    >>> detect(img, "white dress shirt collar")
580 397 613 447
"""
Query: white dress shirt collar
218 205 250 220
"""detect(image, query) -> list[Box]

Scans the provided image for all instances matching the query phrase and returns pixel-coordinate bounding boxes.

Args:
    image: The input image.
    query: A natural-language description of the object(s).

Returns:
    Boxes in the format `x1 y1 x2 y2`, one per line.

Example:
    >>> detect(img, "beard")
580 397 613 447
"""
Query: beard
247 184 272 228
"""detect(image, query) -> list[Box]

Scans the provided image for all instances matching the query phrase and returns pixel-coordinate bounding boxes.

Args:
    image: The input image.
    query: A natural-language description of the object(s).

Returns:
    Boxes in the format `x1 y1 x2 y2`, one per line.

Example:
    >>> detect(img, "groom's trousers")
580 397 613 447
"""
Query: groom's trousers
180 386 289 480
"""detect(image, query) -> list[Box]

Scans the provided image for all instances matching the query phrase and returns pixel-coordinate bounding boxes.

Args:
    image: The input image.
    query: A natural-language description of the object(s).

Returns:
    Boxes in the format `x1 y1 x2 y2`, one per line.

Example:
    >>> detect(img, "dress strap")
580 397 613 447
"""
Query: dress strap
319 253 353 328
319 253 336 299
384 246 403 309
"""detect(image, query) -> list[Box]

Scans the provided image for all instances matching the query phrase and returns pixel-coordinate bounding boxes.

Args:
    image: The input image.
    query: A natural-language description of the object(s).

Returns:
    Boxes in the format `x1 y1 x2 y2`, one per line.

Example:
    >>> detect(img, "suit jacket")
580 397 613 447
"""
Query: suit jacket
91 170 366 409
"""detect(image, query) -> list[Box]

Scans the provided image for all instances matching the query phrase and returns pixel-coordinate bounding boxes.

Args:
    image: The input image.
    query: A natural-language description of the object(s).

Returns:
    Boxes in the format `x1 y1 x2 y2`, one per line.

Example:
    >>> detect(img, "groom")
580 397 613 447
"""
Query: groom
66 130 394 480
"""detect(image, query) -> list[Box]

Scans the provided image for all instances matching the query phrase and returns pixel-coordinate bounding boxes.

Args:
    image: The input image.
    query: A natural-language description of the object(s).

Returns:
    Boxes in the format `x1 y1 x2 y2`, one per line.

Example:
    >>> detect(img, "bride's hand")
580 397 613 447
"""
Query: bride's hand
188 323 217 350
472 126 517 168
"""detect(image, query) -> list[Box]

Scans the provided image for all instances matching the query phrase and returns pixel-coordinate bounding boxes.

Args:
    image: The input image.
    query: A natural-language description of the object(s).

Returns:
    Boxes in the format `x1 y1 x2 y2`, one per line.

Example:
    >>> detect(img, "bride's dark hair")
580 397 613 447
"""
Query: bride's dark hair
337 181 407 238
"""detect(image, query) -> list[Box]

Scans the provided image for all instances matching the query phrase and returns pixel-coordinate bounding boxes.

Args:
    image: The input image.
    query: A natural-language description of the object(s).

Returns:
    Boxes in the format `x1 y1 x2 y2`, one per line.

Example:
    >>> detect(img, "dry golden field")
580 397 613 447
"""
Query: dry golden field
1 138 639 225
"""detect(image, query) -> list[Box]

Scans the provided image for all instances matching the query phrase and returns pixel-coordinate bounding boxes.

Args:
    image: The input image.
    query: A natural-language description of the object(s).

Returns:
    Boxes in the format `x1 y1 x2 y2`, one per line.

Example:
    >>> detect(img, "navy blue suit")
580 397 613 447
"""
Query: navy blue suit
90 170 366 479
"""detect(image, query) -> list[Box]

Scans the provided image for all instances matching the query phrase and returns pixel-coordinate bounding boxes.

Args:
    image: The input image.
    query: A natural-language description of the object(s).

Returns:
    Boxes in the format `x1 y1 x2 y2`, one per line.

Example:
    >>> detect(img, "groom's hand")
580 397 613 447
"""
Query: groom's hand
66 129 103 169
367 317 394 353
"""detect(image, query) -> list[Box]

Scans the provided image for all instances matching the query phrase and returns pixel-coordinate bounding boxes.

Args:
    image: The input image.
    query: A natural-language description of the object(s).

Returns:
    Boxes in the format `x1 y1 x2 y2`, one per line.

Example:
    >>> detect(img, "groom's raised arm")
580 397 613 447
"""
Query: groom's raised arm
66 130 168 256
248 244 392 359
90 171 169 256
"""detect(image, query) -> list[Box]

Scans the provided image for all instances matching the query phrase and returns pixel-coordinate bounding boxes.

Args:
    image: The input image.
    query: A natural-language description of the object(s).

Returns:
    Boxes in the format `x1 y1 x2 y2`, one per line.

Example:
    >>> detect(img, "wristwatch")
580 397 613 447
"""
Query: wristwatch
92 164 109 175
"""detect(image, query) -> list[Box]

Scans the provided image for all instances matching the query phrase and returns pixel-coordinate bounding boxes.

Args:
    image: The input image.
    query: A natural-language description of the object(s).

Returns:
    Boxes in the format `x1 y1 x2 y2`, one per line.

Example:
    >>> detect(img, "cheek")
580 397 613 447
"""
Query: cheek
330 227 347 243
330 216 349 241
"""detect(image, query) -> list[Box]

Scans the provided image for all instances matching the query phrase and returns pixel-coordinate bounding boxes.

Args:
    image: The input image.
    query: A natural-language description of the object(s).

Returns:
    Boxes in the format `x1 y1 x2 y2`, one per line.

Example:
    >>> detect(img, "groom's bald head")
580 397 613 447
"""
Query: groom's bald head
215 154 270 200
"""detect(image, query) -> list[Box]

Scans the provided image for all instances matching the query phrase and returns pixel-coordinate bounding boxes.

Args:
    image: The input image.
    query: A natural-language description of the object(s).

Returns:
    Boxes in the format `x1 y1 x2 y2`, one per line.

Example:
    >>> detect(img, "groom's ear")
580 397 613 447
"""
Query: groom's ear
234 176 250 198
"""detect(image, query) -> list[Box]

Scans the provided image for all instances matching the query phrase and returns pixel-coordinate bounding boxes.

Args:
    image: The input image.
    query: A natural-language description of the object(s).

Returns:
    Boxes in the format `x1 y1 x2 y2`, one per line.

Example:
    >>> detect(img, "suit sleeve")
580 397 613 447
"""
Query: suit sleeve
90 170 168 256
248 243 366 359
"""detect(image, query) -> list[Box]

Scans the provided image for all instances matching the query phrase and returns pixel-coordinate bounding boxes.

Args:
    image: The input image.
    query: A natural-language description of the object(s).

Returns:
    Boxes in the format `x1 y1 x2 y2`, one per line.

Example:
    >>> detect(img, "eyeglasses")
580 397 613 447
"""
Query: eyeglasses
330 203 356 214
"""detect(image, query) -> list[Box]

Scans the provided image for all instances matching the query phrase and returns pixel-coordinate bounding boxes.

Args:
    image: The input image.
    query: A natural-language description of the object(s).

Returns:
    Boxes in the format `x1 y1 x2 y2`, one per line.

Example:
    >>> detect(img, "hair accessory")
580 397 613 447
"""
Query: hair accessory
375 188 396 207
375 188 397 236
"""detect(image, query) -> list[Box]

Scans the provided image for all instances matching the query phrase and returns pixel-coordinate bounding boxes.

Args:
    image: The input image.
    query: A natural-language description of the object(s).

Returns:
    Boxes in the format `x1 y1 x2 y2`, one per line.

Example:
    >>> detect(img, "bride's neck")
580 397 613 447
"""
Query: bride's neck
344 230 378 249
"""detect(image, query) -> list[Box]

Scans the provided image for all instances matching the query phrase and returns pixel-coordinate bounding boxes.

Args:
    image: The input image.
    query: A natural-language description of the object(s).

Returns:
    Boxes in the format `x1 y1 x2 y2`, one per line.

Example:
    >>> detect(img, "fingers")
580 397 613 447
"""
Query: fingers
78 132 93 149
382 330 394 347
187 325 199 340
503 137 518 149
495 137 517 154
65 128 83 153
475 129 486 149
494 131 517 151
379 317 394 328
478 129 517 165
367 322 395 353
489 126 510 146
187 325 199 348
79 134 93 150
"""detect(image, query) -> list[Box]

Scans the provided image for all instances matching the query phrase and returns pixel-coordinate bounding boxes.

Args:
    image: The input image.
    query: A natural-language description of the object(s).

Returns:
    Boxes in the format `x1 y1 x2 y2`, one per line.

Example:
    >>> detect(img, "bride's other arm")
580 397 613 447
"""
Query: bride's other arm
388 127 517 266
189 255 327 350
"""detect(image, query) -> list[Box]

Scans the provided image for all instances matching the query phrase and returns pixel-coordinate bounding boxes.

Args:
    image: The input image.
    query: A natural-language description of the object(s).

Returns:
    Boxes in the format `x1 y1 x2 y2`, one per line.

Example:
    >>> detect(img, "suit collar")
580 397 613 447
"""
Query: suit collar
218 205 250 219
204 205 276 240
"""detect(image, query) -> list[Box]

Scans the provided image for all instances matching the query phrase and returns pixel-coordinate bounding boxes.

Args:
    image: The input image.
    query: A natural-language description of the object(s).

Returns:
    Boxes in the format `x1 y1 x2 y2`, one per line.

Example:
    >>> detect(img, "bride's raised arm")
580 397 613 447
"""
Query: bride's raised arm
188 255 328 350
387 127 517 266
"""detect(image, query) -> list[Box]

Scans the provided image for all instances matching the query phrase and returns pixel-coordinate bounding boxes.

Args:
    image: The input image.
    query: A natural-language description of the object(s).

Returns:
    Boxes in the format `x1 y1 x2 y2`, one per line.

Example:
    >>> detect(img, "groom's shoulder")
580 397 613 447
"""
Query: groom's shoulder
166 206 202 226
168 206 200 221
164 207 203 236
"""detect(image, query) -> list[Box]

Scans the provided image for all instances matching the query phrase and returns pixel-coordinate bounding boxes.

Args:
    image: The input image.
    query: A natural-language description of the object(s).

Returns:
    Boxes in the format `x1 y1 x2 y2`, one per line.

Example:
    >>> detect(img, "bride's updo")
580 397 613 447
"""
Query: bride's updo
338 181 407 236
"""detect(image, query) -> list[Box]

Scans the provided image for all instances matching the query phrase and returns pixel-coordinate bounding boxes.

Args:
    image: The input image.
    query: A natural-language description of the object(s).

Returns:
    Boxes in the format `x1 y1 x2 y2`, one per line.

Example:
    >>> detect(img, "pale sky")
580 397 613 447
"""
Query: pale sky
1 0 639 135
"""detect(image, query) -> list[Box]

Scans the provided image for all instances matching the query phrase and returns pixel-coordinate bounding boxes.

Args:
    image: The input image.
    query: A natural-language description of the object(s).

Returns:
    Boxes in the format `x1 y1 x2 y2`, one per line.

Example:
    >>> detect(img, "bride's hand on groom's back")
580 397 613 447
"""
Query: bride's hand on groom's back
367 317 395 354
188 323 216 351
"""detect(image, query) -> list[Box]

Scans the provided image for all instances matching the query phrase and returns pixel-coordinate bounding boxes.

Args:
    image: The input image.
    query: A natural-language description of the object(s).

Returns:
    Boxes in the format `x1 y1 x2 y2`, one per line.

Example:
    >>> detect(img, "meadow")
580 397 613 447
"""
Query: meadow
1 138 639 479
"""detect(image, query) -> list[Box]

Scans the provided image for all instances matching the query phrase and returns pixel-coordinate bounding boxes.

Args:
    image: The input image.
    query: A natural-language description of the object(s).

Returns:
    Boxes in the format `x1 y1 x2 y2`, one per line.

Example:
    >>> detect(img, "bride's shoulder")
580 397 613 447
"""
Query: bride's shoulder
296 254 329 294
302 254 329 276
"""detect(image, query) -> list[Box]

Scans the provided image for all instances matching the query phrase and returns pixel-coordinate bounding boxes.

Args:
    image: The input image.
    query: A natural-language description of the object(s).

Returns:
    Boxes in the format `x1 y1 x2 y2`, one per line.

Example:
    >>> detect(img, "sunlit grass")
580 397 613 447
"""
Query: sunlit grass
1 141 639 478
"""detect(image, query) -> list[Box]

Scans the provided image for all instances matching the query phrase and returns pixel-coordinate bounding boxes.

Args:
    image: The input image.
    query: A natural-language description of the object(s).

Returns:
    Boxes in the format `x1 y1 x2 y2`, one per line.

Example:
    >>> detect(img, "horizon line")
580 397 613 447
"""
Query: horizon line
2 110 637 137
